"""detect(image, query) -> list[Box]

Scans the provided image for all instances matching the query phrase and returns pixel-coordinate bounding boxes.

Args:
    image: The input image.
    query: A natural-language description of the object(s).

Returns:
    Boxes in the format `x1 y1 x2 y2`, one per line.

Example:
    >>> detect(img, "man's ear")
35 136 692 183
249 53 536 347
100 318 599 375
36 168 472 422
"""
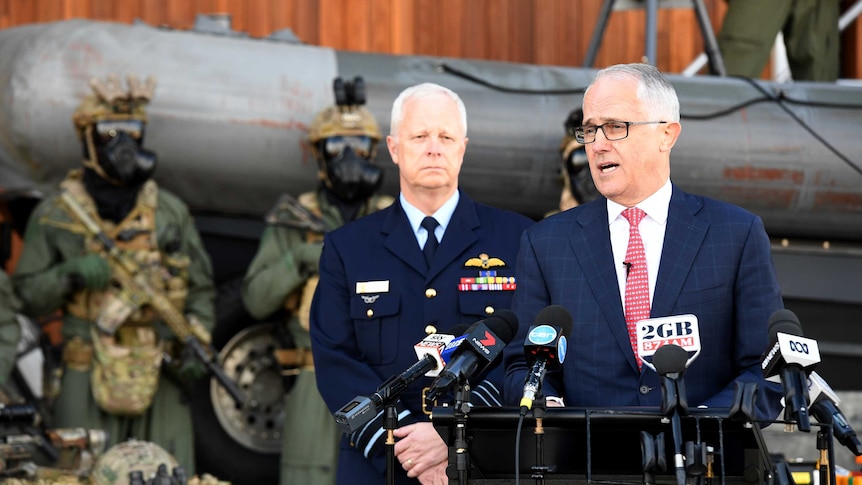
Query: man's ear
660 122 681 153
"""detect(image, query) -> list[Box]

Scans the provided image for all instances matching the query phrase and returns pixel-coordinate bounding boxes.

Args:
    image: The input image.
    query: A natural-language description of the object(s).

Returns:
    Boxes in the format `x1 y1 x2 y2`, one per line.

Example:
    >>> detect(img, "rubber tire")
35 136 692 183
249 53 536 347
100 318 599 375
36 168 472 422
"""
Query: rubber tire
191 278 280 485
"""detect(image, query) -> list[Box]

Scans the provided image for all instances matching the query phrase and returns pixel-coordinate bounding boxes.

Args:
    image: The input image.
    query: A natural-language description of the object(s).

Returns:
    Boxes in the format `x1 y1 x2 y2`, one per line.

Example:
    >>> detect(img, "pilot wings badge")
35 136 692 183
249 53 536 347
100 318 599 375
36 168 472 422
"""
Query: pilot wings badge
463 253 506 269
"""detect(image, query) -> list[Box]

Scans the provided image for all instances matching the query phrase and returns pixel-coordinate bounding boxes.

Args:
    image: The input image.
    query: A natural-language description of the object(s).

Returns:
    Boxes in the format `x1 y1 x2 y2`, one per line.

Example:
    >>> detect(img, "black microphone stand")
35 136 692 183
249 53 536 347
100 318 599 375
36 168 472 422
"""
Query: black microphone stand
529 395 549 485
659 373 687 485
451 382 473 485
384 401 398 485
816 423 836 485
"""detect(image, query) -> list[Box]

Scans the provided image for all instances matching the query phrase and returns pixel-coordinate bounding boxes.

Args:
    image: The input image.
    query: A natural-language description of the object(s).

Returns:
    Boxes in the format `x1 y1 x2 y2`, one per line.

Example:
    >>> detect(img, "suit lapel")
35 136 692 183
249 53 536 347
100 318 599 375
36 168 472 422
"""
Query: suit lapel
381 203 427 275
428 194 479 280
652 186 707 318
571 200 634 367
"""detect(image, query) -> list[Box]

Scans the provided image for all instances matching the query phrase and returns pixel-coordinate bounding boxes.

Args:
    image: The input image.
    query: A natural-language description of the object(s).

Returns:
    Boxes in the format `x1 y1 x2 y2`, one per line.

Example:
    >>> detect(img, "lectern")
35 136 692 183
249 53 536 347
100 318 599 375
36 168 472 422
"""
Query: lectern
432 406 773 485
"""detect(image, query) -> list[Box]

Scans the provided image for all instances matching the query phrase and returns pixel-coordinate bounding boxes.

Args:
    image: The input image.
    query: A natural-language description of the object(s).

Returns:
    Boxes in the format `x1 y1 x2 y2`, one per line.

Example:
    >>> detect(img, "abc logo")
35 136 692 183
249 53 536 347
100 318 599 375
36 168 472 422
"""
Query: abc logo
787 340 811 354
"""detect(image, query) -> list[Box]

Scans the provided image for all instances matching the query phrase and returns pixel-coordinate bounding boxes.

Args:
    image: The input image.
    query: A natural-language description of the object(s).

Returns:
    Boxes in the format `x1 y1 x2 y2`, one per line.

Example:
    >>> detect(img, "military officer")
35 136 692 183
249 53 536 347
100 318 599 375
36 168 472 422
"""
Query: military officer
241 76 393 485
12 74 215 473
310 82 534 484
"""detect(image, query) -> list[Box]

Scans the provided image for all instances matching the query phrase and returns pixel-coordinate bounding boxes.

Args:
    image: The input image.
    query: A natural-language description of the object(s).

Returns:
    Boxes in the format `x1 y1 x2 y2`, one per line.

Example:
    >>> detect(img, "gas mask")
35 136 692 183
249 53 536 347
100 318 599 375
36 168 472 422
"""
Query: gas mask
320 136 382 203
89 120 158 187
564 145 599 205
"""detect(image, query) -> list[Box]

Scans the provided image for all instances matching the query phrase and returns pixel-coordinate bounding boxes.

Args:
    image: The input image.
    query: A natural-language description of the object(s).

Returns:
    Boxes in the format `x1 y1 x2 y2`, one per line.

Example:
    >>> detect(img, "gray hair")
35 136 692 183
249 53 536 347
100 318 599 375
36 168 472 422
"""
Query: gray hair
389 82 468 140
586 63 680 122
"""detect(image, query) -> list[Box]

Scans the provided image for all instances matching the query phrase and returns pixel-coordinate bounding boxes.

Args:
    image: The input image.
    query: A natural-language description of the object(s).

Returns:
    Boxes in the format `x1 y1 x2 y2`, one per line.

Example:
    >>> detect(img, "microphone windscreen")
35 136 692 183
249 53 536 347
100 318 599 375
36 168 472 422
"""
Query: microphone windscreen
652 344 688 375
768 308 803 340
533 304 574 338
485 309 519 344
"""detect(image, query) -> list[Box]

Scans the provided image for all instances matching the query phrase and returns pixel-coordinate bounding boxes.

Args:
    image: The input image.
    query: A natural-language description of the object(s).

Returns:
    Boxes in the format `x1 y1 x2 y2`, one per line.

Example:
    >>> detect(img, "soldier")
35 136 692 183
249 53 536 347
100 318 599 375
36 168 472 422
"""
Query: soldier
12 74 215 474
0 270 22 387
554 108 599 215
241 76 393 485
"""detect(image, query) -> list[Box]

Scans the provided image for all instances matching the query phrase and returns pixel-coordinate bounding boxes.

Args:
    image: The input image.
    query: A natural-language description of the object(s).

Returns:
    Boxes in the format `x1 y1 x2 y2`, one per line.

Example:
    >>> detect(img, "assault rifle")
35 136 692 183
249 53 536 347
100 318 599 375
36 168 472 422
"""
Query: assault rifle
58 191 246 407
0 423 107 480
264 192 327 233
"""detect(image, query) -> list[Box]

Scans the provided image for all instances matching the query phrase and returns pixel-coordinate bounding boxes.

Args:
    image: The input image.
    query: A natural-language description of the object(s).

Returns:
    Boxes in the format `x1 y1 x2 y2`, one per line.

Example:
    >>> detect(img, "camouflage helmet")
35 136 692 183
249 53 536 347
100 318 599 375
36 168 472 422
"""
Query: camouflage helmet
307 105 381 144
89 439 178 485
307 76 381 165
72 74 156 137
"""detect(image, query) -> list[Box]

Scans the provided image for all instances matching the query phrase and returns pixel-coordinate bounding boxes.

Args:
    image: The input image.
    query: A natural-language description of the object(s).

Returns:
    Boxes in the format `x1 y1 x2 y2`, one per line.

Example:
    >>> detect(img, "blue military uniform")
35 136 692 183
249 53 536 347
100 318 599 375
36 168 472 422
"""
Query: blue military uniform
310 191 533 484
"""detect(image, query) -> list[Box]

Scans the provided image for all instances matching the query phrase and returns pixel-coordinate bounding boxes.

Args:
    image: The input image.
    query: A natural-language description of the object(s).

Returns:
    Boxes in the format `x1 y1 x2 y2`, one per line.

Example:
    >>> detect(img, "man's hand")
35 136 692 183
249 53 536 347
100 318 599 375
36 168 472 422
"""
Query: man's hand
58 254 111 289
416 460 448 485
393 422 448 480
175 345 208 381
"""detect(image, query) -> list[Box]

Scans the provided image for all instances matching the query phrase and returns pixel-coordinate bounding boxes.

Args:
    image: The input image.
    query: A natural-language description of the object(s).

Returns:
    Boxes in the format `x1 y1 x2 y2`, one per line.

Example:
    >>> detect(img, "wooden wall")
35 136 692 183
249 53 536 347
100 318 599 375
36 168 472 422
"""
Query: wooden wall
0 0 859 78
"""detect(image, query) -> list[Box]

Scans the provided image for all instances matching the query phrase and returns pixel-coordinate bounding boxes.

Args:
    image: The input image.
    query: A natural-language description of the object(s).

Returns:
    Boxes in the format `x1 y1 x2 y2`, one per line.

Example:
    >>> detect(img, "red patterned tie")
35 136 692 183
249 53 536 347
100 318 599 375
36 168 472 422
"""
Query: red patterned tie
623 207 650 370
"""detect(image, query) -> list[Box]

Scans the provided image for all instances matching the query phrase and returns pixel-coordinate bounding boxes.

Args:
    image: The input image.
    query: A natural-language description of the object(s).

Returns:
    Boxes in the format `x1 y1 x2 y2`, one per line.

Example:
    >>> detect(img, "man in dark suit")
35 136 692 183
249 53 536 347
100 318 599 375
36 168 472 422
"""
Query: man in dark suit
311 82 533 485
503 63 783 421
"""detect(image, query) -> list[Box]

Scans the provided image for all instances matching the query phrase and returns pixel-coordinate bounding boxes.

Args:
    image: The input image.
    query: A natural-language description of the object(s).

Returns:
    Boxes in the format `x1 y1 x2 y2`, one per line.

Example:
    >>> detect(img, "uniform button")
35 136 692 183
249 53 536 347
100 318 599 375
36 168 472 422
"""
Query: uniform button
366 309 374 318
425 325 437 335
484 306 495 315
639 385 651 395
425 288 437 298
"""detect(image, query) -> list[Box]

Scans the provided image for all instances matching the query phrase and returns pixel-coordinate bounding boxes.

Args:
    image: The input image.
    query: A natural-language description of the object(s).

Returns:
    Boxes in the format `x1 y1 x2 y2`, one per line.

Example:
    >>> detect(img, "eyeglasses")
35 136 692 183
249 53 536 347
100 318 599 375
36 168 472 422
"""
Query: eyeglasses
574 121 667 144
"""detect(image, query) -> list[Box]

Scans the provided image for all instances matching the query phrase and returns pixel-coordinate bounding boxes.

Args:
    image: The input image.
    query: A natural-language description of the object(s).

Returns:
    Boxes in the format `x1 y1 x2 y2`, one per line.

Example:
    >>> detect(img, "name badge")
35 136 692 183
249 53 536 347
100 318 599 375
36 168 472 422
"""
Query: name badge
356 280 390 294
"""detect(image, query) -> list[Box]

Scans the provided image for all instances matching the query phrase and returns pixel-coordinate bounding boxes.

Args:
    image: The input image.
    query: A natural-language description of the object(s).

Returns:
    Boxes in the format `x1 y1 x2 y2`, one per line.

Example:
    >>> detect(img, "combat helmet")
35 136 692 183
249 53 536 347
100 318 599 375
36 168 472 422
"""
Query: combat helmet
89 439 178 485
72 74 158 186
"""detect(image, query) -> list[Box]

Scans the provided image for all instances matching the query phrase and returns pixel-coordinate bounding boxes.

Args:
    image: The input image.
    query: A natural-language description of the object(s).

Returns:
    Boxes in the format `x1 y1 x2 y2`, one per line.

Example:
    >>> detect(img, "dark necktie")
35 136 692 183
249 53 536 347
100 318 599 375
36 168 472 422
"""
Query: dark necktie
421 216 439 267
623 207 650 370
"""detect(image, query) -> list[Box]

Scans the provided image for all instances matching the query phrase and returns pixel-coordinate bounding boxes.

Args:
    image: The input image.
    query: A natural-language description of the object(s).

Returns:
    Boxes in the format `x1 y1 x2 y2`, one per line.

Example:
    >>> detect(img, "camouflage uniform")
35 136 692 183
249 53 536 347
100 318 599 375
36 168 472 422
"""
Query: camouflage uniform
241 76 391 485
717 0 840 81
12 75 215 474
0 270 22 387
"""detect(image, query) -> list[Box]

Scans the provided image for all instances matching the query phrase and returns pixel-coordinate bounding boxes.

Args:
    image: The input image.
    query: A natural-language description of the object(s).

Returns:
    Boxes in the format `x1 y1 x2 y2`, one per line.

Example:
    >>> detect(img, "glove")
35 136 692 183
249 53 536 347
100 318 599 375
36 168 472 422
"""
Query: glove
175 345 209 381
58 254 111 290
292 242 323 270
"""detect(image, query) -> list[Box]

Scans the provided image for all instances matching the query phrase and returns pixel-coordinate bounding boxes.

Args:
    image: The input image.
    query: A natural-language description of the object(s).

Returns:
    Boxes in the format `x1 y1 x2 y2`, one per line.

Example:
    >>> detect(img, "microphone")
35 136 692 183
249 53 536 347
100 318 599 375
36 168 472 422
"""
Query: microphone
424 310 519 404
653 344 691 415
760 309 820 432
519 305 573 414
334 325 469 434
653 344 691 485
414 324 469 377
808 371 862 455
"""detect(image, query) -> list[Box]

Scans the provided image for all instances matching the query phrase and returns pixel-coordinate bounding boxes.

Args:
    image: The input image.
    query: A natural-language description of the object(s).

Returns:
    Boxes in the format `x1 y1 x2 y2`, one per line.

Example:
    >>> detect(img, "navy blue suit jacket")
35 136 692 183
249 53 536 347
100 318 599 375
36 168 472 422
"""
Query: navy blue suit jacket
503 185 783 420
311 191 533 484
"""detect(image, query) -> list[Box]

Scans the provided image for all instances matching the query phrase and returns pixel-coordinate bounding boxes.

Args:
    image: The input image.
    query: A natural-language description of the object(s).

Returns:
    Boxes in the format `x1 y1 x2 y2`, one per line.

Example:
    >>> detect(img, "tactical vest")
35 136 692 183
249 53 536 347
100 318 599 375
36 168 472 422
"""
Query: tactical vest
55 170 191 328
46 170 192 415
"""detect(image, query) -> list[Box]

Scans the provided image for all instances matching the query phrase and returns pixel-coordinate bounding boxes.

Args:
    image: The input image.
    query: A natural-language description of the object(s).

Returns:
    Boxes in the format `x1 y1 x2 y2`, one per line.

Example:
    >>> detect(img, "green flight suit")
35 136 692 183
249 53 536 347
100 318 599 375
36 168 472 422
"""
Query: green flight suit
0 270 22 387
242 190 392 485
12 176 215 474
718 0 840 82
